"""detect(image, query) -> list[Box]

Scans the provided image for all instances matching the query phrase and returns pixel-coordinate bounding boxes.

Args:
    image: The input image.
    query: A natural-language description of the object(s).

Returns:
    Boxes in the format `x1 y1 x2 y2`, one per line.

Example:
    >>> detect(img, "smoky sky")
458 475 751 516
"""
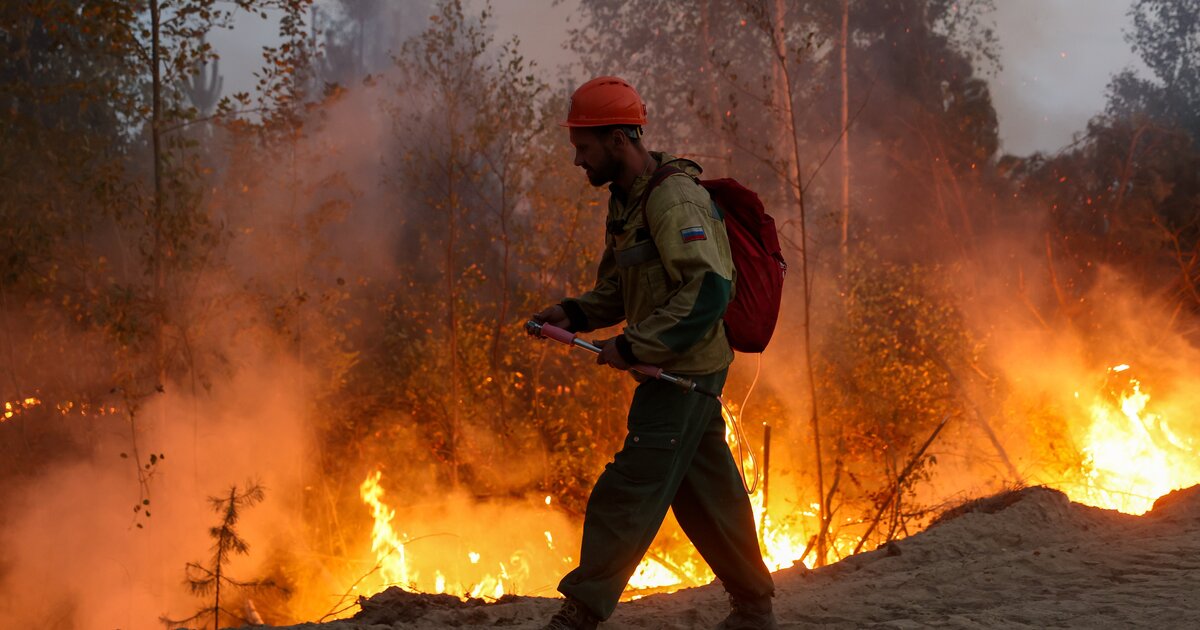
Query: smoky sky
209 0 1143 157
990 0 1143 156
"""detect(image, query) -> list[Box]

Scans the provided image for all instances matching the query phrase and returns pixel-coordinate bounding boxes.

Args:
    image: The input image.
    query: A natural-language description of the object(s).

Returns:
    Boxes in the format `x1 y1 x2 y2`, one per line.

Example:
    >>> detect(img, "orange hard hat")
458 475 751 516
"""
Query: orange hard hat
560 76 647 128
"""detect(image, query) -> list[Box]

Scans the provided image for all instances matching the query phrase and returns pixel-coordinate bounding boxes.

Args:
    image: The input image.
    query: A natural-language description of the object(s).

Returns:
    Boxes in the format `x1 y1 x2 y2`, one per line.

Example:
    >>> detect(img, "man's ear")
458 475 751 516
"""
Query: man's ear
608 127 629 149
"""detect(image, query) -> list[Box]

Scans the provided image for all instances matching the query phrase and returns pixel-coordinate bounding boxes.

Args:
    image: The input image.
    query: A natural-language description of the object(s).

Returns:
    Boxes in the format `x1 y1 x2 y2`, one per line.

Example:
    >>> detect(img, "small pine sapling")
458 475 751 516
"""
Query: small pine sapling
162 483 280 629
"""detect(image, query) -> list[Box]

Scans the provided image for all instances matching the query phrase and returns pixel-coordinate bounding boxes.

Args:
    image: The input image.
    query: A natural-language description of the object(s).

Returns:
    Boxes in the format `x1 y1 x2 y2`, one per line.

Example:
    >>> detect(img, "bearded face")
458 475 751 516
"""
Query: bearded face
569 127 623 187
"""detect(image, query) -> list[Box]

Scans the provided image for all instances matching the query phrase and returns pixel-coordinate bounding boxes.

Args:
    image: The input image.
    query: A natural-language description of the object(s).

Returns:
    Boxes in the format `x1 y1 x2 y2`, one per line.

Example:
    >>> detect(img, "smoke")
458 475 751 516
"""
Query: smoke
0 54 408 627
0 353 313 629
5 2 1198 627
0 11 590 622
990 0 1142 155
726 71 1200 541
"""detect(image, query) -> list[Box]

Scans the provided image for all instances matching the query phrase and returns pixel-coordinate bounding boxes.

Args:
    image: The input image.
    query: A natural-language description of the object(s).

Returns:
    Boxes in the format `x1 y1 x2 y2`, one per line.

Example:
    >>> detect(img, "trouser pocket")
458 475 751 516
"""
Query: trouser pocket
612 430 681 484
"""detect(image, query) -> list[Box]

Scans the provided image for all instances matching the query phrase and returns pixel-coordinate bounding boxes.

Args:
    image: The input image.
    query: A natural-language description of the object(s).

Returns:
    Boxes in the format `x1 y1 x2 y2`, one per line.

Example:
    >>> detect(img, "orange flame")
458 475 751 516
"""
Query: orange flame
2 397 42 422
1057 365 1198 514
1 397 119 422
357 471 554 601
333 362 1199 614
623 405 858 593
359 471 411 589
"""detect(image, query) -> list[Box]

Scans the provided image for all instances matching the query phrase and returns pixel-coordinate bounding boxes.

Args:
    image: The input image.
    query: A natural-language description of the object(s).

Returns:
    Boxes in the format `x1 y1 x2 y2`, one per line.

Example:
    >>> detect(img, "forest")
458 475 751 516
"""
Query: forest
2 0 1199 627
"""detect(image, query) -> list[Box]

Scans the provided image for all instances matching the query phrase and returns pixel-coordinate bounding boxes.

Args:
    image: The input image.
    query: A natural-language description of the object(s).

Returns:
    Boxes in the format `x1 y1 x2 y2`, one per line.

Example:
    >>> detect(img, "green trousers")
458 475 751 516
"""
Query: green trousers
558 370 775 620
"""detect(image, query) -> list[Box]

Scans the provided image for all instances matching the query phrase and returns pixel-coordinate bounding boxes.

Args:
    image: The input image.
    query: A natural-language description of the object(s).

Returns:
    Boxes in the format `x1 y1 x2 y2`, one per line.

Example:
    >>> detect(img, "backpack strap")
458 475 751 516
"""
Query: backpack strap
636 165 689 235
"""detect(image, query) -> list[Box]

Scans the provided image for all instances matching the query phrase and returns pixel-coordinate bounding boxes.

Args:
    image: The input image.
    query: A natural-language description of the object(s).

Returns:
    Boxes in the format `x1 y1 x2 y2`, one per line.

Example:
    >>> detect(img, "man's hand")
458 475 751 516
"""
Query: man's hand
595 337 632 371
530 304 570 334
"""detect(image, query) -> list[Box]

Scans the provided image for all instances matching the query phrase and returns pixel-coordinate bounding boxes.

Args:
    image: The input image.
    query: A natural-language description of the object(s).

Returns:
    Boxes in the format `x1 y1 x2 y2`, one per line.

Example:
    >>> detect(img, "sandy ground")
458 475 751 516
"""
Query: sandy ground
258 485 1200 629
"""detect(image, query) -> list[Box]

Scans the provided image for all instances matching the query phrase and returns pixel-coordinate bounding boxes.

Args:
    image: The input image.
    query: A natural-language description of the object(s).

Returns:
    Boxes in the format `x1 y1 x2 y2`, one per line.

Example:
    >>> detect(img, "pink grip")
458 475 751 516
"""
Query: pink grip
539 323 578 346
633 365 662 378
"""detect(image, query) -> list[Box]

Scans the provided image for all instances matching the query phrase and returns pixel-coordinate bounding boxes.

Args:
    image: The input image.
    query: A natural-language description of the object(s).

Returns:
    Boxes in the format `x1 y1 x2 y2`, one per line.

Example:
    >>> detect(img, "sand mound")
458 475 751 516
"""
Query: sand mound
259 485 1200 629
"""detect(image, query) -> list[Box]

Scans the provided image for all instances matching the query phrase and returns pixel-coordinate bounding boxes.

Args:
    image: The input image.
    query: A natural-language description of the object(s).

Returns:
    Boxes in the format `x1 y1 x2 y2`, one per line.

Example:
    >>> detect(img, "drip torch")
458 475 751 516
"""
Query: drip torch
524 321 721 397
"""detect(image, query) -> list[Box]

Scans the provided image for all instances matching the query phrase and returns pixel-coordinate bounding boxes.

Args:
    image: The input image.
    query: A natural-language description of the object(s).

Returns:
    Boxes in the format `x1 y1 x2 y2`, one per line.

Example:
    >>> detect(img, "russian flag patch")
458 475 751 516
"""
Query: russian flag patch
680 226 707 243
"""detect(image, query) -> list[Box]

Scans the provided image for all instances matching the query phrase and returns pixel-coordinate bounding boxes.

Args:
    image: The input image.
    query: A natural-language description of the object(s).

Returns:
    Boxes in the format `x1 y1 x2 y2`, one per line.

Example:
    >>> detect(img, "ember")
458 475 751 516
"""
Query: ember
2 397 40 422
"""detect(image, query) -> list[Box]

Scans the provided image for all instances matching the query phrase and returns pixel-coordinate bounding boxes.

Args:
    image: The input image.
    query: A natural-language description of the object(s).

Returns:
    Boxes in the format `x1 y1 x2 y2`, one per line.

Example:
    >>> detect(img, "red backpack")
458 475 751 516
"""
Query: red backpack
642 167 787 353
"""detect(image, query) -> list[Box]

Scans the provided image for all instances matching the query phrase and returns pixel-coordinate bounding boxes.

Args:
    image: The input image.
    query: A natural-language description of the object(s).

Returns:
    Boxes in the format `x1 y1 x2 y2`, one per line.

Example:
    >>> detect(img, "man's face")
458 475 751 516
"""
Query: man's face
569 127 621 187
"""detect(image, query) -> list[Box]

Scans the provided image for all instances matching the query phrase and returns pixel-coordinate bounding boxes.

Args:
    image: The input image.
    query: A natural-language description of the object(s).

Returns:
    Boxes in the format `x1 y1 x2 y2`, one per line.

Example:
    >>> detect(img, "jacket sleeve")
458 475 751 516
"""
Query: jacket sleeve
561 236 626 332
622 198 733 365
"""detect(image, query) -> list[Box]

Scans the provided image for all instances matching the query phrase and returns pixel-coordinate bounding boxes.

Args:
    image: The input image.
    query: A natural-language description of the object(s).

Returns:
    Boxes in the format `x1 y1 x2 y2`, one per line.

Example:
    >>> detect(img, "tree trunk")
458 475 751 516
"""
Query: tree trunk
446 103 461 489
771 0 799 208
491 167 511 371
700 0 729 172
839 0 851 264
150 0 166 382
491 161 512 429
768 0 828 566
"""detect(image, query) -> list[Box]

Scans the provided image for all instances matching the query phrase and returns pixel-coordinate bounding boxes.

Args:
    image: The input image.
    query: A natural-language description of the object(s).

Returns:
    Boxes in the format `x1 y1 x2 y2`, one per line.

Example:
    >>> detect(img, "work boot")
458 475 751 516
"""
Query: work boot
716 593 778 629
542 597 600 630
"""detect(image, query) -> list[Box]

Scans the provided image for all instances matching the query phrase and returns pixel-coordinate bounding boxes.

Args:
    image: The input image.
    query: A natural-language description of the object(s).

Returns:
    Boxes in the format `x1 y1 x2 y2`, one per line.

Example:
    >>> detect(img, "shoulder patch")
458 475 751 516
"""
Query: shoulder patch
680 226 707 243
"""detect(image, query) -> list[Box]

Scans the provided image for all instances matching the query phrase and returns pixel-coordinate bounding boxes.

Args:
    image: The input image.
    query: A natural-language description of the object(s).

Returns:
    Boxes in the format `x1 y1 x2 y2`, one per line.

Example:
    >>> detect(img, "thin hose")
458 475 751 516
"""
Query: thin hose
715 355 763 494
719 392 760 495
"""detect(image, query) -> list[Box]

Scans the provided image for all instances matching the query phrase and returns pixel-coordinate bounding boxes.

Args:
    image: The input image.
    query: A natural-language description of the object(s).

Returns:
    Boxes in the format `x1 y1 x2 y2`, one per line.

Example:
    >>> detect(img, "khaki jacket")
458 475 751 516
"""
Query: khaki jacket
563 152 735 375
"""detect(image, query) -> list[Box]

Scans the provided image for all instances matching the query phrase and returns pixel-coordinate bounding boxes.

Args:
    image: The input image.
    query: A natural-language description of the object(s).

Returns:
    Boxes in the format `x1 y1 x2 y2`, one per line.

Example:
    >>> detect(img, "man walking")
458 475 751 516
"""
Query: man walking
531 76 777 630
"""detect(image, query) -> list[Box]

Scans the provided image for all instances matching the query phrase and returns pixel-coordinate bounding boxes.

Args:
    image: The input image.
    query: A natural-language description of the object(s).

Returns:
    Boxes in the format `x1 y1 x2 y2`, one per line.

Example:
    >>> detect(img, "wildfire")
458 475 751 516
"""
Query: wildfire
587 403 859 595
357 471 552 602
356 365 1200 610
347 372 1195 605
1058 364 1198 515
353 404 859 608
1 396 118 423
359 471 411 589
3 397 41 422
627 555 684 591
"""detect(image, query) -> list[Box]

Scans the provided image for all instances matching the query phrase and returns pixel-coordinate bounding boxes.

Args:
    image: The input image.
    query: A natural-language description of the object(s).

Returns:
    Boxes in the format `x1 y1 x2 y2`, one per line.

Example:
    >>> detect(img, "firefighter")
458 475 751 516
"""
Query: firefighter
531 76 776 630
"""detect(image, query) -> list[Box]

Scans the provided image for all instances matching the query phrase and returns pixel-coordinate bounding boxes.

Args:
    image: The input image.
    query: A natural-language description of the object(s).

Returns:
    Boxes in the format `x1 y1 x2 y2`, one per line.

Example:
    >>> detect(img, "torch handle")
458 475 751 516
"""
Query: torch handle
525 321 699 394
534 321 578 346
571 337 666 383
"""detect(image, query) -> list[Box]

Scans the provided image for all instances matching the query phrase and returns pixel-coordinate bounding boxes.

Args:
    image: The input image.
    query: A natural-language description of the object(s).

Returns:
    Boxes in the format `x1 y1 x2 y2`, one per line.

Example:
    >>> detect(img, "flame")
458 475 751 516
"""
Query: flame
2 397 42 422
357 471 562 603
1 396 119 422
627 556 683 590
359 471 411 589
1056 365 1197 515
351 401 875 608
622 404 860 594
